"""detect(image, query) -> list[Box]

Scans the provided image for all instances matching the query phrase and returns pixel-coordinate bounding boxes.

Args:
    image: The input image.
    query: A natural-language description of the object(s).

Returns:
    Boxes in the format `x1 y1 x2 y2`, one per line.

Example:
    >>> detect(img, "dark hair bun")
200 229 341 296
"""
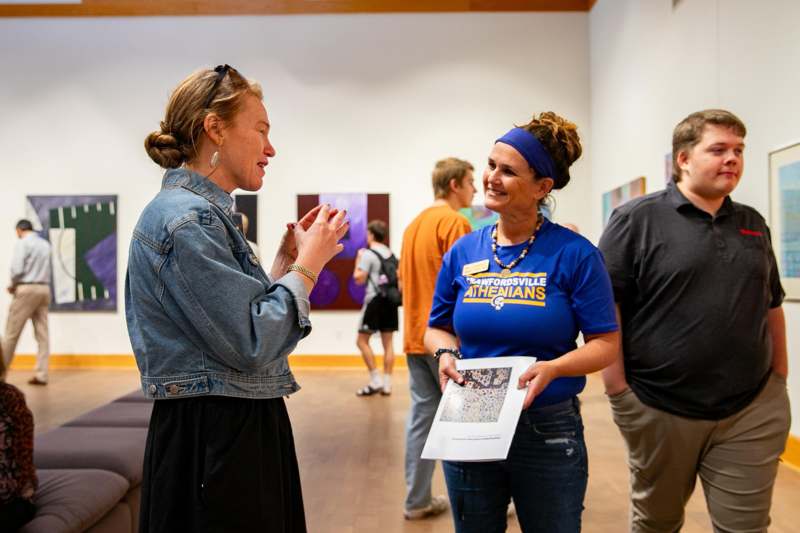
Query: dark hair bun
537 112 581 166
522 111 582 189
144 123 185 169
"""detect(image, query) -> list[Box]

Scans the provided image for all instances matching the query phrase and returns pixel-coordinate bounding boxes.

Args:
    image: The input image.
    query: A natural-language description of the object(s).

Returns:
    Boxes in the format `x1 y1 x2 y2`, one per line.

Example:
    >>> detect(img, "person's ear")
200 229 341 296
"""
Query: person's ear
536 177 554 199
676 149 691 174
203 113 225 146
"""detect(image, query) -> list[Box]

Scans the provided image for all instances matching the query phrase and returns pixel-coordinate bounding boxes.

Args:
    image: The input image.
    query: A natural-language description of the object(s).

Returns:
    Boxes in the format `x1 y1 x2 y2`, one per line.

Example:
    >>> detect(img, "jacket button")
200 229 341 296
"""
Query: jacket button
148 384 157 396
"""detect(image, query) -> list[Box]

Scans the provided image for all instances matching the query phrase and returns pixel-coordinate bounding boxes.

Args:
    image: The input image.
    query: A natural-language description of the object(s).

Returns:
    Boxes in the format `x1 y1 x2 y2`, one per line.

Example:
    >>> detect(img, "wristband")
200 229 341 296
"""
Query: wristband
434 348 462 361
287 263 318 285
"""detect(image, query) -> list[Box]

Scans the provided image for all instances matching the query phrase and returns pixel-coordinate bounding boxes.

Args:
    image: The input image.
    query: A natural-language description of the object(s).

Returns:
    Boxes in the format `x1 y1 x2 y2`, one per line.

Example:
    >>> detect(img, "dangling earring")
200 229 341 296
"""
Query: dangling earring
210 136 224 168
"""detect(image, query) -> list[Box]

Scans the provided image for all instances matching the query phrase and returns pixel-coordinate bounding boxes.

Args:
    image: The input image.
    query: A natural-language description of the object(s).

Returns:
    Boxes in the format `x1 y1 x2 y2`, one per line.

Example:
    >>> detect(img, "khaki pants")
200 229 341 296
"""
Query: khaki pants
3 284 51 382
609 373 791 533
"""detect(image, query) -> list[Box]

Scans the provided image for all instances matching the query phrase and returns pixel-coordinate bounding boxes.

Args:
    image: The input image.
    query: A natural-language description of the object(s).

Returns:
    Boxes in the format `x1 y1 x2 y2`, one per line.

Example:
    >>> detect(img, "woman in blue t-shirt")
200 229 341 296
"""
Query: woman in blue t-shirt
425 112 620 532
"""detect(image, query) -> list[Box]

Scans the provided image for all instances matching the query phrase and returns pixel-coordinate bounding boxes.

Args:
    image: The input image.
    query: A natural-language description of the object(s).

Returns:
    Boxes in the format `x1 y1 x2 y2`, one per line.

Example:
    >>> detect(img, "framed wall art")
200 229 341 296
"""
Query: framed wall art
601 176 647 227
769 141 800 300
26 195 118 311
664 151 673 184
297 193 390 310
459 205 499 230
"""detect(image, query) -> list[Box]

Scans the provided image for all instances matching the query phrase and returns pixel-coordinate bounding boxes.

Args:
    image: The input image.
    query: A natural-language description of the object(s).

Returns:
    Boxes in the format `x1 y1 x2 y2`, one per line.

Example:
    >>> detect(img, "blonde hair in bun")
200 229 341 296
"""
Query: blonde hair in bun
144 66 263 169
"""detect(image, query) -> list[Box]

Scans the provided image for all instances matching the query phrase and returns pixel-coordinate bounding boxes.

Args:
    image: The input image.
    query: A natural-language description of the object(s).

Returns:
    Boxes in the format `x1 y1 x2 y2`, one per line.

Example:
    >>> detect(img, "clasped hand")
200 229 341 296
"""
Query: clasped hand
278 204 349 275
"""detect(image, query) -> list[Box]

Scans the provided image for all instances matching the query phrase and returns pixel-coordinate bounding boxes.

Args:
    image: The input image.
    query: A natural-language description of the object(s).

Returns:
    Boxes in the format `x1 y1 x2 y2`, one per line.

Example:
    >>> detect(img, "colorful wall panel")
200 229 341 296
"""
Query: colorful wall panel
297 193 389 310
459 205 499 230
26 195 117 312
601 177 646 227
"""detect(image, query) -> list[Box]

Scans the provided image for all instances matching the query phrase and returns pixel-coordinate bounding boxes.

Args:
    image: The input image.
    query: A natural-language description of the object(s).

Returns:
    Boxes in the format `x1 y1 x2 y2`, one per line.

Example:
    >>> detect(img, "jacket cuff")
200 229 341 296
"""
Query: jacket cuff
275 272 312 330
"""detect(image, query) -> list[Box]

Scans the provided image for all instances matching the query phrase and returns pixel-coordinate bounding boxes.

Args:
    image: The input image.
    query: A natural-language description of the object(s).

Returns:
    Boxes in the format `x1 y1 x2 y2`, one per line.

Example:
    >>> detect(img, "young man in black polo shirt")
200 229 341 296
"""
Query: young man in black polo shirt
599 109 790 533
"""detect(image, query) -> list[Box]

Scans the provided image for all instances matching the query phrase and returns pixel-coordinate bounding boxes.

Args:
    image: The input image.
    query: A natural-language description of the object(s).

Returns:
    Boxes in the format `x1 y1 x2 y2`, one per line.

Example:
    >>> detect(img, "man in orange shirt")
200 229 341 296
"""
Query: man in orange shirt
399 157 475 520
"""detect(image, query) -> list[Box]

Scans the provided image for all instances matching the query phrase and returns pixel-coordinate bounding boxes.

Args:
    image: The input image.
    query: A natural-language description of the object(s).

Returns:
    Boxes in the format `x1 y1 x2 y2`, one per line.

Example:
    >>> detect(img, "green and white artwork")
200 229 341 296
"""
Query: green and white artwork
26 195 117 311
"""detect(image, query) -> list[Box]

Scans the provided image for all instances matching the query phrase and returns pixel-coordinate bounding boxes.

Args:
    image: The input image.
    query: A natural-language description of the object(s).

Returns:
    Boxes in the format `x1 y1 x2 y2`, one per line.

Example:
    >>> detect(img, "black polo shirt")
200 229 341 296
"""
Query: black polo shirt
598 182 784 420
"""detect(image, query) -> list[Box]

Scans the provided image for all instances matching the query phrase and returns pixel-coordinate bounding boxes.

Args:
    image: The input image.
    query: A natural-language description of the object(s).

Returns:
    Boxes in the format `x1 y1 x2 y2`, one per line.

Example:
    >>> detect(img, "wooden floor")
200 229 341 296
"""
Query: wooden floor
8 367 800 532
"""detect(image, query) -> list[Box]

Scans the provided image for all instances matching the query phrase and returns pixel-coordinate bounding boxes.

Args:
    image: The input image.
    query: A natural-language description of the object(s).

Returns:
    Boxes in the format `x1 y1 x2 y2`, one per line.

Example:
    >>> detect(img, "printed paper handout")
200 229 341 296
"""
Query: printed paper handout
421 356 536 462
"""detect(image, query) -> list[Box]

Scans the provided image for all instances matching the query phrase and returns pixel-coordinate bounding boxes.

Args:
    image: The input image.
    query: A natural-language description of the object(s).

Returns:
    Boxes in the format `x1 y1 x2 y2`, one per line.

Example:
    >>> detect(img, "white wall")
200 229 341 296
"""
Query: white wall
589 0 800 434
0 13 590 356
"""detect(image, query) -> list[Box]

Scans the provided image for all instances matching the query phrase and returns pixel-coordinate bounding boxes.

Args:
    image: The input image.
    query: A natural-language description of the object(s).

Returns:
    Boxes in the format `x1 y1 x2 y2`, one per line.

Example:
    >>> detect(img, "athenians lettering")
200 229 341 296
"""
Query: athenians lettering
462 272 547 311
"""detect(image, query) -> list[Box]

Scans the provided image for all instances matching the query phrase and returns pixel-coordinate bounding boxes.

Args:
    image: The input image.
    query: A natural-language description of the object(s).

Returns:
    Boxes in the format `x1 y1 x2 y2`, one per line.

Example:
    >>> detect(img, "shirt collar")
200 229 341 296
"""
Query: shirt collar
667 180 734 217
162 168 234 215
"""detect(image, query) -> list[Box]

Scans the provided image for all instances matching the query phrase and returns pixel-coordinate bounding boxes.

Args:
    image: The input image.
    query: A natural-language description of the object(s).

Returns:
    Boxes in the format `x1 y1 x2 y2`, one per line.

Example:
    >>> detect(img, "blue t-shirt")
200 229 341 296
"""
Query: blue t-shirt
428 220 618 407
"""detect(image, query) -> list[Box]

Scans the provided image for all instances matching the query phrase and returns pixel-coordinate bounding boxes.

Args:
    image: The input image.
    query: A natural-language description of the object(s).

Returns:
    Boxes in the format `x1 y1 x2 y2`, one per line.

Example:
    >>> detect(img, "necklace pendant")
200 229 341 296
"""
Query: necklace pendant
500 268 512 278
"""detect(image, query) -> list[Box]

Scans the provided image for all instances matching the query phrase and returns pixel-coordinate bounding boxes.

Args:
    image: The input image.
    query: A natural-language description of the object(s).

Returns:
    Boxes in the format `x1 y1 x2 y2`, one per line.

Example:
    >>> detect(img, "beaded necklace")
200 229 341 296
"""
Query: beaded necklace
491 215 543 278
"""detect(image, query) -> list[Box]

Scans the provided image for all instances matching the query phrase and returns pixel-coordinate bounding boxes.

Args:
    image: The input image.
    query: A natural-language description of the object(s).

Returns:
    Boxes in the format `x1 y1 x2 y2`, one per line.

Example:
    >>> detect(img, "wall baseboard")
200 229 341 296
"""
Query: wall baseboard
783 434 800 472
10 354 138 369
8 353 408 369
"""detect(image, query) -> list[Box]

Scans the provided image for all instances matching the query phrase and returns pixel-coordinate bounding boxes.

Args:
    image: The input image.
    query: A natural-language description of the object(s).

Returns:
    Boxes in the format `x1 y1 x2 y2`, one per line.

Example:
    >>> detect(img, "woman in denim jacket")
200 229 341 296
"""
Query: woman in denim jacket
127 65 347 532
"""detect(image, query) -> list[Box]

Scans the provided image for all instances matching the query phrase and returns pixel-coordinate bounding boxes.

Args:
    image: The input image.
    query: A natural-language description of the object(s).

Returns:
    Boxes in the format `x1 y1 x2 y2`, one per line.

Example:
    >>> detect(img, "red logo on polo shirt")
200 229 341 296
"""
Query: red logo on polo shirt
739 229 763 237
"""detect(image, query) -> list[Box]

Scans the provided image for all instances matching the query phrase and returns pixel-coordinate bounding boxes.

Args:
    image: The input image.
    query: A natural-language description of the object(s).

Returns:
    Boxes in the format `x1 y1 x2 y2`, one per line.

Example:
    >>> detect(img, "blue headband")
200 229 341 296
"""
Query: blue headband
496 127 561 185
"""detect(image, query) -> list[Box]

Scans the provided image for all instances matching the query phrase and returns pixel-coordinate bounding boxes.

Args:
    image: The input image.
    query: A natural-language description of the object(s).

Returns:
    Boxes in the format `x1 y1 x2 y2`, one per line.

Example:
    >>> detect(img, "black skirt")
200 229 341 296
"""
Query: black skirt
140 395 306 533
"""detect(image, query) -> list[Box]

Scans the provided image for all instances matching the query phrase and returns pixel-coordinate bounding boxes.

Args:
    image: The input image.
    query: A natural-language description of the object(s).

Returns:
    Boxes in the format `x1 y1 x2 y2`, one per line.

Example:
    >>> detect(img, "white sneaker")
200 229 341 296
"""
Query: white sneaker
404 495 449 520
355 384 381 396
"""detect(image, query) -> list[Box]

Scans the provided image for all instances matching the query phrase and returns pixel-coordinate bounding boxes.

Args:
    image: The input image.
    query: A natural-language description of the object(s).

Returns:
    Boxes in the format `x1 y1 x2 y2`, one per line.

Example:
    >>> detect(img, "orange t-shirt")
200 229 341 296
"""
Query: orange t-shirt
399 205 472 354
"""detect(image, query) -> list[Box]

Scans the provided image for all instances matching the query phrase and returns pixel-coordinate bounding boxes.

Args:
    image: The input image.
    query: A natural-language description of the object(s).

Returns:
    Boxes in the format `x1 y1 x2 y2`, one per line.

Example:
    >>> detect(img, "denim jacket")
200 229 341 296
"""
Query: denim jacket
125 168 311 400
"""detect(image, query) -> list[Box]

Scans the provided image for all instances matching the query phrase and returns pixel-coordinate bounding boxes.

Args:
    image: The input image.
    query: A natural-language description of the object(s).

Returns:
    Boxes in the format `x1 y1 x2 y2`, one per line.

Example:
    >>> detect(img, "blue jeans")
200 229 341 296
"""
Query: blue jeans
443 397 587 533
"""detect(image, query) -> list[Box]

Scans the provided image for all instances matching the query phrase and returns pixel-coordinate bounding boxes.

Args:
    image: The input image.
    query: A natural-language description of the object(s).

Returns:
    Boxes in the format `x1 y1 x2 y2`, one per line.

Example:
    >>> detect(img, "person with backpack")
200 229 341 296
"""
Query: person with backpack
353 219 399 396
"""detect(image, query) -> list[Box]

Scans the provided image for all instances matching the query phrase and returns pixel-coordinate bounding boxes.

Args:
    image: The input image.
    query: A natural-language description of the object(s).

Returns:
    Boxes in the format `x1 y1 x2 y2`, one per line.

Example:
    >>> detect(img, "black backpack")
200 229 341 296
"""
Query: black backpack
368 248 402 306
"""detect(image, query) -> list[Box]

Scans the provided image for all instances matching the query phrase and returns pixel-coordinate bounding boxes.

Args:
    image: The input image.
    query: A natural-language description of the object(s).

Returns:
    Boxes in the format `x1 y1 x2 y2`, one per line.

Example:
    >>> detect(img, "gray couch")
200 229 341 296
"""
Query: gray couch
20 391 151 533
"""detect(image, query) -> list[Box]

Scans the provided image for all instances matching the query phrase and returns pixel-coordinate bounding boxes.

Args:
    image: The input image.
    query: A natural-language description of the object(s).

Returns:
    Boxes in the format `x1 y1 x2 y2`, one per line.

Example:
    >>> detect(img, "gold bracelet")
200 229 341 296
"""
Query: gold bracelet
287 263 318 285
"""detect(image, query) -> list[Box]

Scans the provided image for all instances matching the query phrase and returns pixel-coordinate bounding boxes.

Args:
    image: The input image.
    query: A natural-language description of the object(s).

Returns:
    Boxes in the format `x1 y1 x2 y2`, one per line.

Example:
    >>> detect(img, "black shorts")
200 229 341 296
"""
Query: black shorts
359 296 399 333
